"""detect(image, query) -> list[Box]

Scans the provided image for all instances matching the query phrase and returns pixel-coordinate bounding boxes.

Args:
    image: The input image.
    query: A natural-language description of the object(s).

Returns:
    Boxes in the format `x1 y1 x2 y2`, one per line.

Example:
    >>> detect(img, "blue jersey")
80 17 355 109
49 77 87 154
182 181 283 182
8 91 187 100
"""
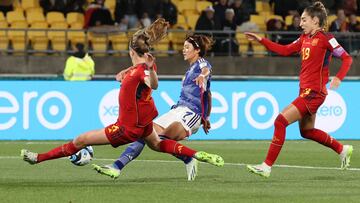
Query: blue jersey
177 58 212 117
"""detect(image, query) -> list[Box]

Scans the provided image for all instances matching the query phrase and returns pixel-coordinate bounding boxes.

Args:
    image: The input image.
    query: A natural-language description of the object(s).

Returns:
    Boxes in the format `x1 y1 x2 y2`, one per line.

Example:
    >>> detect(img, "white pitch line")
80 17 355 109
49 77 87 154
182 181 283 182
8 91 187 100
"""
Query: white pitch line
3 156 360 171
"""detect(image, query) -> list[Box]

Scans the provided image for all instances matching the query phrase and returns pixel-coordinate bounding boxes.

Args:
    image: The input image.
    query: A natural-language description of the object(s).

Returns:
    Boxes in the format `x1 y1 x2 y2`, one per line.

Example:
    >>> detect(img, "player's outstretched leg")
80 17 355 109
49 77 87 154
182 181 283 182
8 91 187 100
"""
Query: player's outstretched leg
93 164 121 179
340 145 353 170
246 163 271 178
20 141 80 164
158 139 224 167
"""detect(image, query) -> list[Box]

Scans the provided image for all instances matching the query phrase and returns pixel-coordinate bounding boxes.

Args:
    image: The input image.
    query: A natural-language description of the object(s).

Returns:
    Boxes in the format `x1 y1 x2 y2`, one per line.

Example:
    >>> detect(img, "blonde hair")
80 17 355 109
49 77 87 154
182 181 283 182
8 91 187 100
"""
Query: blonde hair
129 18 169 56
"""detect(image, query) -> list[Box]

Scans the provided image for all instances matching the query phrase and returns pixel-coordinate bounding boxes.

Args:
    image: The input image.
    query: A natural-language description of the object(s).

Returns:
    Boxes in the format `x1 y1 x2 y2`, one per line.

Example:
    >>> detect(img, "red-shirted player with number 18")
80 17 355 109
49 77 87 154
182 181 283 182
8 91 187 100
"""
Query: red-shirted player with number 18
20 18 224 170
245 1 353 178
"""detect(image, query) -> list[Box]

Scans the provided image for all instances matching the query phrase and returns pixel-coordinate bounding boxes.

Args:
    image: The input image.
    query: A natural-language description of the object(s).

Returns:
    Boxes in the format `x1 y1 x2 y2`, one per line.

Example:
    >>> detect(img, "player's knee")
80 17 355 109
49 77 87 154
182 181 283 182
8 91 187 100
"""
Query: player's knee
162 122 185 140
274 114 289 128
73 134 89 148
300 129 314 139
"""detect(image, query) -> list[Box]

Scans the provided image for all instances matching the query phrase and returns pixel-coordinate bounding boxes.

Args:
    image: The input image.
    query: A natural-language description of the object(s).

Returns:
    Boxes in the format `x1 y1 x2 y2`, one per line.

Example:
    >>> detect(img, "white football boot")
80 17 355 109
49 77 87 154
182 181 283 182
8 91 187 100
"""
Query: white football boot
340 145 353 170
247 162 271 178
185 158 198 181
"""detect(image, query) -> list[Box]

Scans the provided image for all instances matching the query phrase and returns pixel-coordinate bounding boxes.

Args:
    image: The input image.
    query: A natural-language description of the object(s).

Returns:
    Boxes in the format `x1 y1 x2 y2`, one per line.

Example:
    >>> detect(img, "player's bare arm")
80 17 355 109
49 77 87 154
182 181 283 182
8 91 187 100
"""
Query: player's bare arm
144 53 158 90
194 67 210 88
202 90 212 134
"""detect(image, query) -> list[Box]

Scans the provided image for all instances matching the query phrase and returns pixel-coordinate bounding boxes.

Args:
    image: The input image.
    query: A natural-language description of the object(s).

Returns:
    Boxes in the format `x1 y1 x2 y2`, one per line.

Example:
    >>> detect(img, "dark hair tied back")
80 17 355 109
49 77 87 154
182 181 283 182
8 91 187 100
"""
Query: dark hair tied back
304 1 328 28
185 34 214 57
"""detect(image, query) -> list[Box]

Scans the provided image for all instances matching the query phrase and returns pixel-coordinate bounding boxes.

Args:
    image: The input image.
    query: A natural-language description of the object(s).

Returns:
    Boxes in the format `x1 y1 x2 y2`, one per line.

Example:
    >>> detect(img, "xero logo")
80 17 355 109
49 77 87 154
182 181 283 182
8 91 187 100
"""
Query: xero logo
98 89 119 126
0 91 72 130
315 90 346 133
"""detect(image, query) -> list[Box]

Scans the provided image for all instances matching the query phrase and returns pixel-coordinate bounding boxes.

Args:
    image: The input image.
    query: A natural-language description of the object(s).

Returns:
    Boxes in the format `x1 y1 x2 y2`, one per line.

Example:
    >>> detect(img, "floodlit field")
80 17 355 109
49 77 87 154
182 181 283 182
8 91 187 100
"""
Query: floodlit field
0 140 359 203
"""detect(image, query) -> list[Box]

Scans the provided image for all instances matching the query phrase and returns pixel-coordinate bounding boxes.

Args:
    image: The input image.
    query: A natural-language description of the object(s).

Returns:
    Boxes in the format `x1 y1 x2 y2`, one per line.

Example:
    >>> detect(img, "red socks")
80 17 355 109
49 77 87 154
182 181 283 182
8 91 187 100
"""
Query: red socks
300 128 343 154
37 142 80 163
159 139 196 157
264 114 289 166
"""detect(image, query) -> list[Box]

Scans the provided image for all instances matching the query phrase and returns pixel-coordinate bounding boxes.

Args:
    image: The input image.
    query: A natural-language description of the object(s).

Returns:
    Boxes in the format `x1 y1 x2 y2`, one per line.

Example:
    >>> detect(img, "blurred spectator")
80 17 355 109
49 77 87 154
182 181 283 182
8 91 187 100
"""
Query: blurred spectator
318 0 336 14
329 9 350 52
139 0 162 21
117 17 129 31
218 8 238 55
195 6 220 31
266 18 285 43
287 15 301 31
159 0 178 27
214 0 229 26
342 0 357 16
270 0 299 18
194 6 220 54
230 0 250 26
67 0 86 13
241 0 256 14
0 0 13 16
114 0 141 29
84 0 114 28
349 14 360 32
237 14 259 32
40 0 68 14
40 0 85 14
64 43 95 81
140 13 151 28
282 15 301 44
329 9 349 32
348 14 360 54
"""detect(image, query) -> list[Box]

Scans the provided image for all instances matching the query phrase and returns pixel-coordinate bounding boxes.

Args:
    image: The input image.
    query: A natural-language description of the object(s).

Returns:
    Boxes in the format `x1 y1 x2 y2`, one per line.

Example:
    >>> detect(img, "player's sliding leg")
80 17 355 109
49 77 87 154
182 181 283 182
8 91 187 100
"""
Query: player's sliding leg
21 141 79 164
21 129 108 164
96 136 197 180
145 131 224 167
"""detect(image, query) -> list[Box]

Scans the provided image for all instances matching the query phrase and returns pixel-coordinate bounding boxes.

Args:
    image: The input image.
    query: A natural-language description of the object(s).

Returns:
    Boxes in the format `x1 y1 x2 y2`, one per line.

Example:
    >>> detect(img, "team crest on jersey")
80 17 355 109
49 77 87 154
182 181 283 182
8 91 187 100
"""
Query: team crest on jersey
311 38 319 46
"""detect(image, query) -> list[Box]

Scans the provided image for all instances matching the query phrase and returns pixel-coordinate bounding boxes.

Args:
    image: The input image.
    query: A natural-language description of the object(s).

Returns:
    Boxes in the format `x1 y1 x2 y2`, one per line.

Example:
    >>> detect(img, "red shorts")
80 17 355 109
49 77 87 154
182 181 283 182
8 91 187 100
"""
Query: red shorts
292 88 326 117
105 122 153 148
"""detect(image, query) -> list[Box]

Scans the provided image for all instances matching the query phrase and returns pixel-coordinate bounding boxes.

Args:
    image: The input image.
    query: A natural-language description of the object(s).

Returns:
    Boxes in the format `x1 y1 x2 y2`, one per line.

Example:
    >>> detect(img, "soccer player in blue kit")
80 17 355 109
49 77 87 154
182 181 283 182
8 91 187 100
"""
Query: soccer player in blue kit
94 34 216 181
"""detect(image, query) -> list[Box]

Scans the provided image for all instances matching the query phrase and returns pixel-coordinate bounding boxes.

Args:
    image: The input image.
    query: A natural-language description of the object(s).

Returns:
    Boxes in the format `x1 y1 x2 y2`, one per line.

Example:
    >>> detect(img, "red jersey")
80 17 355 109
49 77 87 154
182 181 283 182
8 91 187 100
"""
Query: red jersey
117 63 158 127
260 31 352 94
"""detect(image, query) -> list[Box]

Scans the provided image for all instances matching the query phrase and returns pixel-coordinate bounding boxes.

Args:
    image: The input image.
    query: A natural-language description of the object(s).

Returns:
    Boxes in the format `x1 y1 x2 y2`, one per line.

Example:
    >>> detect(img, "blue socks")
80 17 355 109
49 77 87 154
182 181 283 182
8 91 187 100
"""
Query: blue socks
113 139 145 170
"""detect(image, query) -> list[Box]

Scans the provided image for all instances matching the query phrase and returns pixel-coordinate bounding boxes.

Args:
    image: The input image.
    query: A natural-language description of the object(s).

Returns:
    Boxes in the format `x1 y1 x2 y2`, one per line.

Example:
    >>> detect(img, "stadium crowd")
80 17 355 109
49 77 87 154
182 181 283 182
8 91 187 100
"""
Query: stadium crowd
0 0 359 55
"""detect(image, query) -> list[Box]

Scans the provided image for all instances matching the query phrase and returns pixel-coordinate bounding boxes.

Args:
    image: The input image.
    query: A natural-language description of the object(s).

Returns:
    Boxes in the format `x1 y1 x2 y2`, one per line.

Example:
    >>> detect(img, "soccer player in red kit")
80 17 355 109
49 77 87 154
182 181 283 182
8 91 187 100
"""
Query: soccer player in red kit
245 2 353 178
20 19 224 170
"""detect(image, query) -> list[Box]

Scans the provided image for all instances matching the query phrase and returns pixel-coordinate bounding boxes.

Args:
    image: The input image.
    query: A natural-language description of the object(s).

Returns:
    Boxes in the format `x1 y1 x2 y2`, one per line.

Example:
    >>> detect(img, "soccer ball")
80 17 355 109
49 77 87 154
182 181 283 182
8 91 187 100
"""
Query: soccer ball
69 146 94 166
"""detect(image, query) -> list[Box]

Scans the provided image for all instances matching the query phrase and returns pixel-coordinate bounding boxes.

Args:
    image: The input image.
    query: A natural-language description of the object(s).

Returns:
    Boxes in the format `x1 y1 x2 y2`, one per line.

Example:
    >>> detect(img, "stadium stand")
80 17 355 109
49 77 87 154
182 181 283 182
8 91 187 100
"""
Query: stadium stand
0 0 359 58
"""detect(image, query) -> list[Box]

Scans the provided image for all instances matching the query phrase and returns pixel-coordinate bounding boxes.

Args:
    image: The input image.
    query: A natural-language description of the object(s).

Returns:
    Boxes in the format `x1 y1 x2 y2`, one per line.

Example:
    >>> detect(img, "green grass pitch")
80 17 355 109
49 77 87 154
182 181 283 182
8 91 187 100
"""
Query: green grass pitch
0 140 359 203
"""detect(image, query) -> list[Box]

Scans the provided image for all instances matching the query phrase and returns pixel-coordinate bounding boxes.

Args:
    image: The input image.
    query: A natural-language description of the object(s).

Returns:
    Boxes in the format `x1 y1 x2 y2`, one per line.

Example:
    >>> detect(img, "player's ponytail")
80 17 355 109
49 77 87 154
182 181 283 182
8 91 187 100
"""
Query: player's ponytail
186 34 214 57
304 1 328 28
130 18 169 56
